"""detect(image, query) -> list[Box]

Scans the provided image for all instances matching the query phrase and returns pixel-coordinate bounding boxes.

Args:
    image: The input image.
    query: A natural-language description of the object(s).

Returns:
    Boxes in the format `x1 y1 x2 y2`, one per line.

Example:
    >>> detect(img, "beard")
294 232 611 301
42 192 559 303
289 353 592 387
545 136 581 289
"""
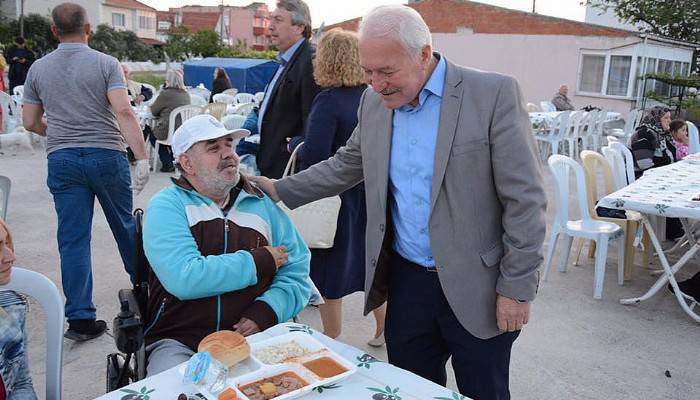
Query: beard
197 158 240 197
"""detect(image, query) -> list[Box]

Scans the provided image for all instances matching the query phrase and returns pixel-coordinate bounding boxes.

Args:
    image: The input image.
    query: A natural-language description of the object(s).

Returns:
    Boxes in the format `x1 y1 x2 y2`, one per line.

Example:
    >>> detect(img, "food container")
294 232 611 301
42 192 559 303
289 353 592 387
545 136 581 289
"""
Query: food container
180 332 357 400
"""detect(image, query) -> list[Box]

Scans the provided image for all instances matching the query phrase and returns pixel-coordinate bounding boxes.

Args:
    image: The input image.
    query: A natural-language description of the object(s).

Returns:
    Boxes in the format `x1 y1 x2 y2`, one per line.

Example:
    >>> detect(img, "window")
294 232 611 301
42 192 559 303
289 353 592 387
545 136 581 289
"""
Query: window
579 55 606 93
606 56 631 96
655 59 673 96
112 13 125 27
139 15 154 30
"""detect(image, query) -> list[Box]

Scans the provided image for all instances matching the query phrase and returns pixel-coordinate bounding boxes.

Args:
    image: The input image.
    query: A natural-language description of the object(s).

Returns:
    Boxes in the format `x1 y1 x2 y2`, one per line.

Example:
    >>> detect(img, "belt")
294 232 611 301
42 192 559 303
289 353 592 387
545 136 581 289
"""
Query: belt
393 251 439 273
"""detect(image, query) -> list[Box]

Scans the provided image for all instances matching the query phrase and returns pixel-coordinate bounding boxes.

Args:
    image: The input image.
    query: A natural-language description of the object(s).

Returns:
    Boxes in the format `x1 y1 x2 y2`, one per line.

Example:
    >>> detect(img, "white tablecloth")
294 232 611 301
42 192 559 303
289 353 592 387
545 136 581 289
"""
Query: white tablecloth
97 322 468 400
599 158 700 219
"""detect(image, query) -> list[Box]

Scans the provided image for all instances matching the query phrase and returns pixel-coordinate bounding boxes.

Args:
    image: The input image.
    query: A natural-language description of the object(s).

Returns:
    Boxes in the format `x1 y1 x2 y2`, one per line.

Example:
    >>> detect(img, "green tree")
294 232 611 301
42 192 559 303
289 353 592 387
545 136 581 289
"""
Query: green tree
89 24 160 61
190 30 221 57
0 13 58 57
164 25 191 61
588 0 700 43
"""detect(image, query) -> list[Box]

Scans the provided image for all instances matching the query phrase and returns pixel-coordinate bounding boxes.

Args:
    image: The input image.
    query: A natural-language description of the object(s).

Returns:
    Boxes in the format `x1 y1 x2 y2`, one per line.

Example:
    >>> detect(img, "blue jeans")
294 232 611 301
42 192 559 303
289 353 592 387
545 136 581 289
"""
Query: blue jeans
47 148 136 321
0 292 37 399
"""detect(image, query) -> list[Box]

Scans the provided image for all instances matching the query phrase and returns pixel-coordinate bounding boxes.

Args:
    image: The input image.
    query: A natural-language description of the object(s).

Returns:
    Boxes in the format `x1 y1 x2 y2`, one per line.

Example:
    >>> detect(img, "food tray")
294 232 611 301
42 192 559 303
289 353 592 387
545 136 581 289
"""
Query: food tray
180 332 357 400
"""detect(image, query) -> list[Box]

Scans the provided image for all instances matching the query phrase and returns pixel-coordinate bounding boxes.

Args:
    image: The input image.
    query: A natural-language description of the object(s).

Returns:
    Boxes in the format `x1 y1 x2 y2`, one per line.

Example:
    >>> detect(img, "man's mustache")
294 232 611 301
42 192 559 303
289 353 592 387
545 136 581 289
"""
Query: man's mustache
380 87 400 96
219 159 237 170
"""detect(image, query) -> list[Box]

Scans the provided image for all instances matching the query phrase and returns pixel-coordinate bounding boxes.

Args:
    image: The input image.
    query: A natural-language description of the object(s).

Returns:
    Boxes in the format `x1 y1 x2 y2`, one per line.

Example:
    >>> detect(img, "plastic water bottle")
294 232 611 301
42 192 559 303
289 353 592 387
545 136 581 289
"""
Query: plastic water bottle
182 352 228 394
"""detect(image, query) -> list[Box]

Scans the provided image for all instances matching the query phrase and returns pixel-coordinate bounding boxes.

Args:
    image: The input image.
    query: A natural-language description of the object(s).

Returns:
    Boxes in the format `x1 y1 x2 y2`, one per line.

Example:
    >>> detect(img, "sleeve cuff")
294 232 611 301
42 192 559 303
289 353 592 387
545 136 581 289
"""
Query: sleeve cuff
241 300 278 331
249 247 276 281
496 270 539 302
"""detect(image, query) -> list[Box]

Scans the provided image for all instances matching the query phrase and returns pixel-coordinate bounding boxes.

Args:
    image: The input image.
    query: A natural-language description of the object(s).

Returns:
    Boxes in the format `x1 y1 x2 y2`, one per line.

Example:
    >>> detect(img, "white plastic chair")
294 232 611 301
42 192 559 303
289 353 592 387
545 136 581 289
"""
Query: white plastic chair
564 111 587 158
254 92 265 103
222 114 247 130
222 88 239 96
0 91 22 132
153 105 202 170
11 85 23 105
608 109 639 141
212 93 236 105
189 94 208 107
3 267 65 400
540 101 556 112
234 93 255 105
608 142 636 186
187 87 210 102
544 154 625 299
0 175 10 220
535 111 571 161
687 121 699 154
230 102 255 116
526 102 539 112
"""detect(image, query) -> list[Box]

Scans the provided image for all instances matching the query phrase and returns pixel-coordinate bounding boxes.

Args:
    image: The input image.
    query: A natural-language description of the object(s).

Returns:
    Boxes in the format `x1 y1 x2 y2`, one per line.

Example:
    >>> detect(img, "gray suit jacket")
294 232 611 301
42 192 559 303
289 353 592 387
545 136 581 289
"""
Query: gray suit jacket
276 58 547 339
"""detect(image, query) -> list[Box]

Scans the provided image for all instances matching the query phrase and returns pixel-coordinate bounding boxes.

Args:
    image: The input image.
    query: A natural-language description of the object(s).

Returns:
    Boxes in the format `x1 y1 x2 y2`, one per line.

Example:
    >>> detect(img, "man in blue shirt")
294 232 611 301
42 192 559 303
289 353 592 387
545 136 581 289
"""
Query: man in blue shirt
256 0 321 178
251 5 547 400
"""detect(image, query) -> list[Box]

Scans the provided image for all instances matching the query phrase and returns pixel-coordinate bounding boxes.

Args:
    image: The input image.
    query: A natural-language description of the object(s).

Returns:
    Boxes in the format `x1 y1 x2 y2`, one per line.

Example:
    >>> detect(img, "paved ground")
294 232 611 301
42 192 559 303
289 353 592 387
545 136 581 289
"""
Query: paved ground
1 149 699 399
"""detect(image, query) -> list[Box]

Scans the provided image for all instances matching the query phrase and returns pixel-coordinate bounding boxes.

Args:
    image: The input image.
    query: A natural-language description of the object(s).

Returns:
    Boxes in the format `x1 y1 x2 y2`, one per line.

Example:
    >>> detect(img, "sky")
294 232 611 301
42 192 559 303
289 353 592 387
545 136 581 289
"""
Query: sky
140 0 588 27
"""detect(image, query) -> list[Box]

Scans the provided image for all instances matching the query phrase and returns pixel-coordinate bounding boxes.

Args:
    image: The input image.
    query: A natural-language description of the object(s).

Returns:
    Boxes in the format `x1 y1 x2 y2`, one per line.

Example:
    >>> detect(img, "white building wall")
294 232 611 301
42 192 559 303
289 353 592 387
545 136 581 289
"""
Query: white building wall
102 5 133 32
433 31 643 114
6 0 100 28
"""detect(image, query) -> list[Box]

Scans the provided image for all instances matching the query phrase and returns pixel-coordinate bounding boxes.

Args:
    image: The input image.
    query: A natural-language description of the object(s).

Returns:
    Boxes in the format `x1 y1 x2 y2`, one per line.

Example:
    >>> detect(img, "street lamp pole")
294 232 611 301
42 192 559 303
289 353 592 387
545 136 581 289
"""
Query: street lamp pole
532 0 536 13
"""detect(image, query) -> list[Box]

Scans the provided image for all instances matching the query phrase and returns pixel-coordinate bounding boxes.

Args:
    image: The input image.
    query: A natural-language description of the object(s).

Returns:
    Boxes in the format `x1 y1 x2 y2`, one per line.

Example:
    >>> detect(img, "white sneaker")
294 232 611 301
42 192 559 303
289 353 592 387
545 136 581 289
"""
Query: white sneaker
367 333 385 347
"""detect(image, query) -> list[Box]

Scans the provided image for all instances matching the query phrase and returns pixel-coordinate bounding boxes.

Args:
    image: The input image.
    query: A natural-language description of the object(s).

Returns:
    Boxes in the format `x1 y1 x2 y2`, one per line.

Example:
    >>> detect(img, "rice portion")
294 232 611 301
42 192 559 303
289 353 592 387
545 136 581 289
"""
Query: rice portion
254 341 311 364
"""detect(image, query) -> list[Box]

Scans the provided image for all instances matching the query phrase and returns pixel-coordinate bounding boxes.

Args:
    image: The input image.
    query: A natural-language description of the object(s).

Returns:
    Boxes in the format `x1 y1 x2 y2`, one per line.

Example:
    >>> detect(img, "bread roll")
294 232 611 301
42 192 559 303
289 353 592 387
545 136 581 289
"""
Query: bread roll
198 330 251 367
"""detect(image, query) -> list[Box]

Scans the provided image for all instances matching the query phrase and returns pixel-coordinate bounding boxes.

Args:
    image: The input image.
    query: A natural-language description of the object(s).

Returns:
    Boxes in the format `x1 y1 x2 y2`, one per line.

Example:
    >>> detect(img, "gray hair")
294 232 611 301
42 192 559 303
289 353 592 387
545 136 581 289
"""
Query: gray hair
276 0 312 39
52 2 87 36
359 5 432 60
165 69 185 90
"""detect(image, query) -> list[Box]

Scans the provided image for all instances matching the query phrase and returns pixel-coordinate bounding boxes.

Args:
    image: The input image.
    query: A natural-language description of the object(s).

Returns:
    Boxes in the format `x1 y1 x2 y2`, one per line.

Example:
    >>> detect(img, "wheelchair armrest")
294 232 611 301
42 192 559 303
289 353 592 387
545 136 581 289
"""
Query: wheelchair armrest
118 288 143 320
115 289 145 354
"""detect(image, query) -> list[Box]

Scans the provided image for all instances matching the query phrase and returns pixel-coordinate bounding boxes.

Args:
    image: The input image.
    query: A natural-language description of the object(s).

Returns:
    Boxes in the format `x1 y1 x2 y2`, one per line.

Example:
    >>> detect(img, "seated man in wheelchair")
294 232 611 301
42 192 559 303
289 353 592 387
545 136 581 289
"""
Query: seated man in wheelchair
142 114 311 376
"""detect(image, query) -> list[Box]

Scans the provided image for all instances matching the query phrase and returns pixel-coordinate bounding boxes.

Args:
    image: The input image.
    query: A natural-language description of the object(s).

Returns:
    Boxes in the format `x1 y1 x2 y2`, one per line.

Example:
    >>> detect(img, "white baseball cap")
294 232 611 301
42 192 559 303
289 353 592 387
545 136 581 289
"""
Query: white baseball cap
172 114 250 160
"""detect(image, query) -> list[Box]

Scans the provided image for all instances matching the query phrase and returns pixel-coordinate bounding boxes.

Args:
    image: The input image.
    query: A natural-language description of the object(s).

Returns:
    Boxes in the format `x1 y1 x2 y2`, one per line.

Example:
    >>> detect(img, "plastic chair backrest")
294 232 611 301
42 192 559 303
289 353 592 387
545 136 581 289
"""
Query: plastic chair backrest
189 94 208 107
167 105 203 144
0 92 21 131
609 142 635 185
188 87 210 101
12 85 23 97
580 150 616 216
213 93 236 105
540 101 556 112
222 88 239 96
601 146 626 190
568 111 587 138
234 93 255 104
526 102 539 112
222 114 247 130
687 121 699 154
550 111 571 138
254 92 265 103
203 102 227 121
2 267 64 400
231 102 255 116
623 109 639 137
548 154 592 228
0 175 10 220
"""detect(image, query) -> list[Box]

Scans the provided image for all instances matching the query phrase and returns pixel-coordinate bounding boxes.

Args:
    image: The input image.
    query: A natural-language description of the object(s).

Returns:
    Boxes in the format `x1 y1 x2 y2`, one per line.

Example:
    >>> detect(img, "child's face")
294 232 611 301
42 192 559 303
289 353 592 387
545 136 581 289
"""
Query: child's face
673 125 689 145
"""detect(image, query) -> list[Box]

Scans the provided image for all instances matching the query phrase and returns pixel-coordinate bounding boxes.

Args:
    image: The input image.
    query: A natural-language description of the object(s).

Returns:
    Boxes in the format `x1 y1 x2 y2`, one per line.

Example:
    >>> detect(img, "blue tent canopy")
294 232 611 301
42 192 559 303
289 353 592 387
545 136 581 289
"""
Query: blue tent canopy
183 57 278 94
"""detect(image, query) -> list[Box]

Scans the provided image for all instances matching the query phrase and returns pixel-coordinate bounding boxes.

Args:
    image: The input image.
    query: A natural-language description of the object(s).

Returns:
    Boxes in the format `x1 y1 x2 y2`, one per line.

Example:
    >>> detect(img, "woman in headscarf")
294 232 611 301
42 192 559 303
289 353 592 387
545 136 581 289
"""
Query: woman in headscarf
0 219 38 399
629 106 683 239
629 106 675 179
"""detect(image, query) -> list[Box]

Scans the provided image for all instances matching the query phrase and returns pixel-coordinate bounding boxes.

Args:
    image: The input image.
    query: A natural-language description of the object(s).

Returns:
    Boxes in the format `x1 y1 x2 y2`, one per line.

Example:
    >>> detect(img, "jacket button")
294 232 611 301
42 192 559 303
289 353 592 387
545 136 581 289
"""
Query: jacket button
379 224 385 232
371 258 376 266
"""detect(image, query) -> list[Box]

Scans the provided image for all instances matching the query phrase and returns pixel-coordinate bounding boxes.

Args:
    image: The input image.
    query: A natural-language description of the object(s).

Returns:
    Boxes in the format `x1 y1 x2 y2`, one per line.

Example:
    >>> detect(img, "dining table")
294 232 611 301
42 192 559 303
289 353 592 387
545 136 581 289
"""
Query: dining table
97 322 469 400
598 156 700 322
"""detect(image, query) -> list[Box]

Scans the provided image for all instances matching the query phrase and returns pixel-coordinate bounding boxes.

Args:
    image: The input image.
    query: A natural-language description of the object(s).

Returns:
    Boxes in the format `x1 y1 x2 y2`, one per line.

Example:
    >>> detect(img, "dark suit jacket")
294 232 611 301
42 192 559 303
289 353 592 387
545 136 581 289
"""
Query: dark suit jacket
257 39 321 178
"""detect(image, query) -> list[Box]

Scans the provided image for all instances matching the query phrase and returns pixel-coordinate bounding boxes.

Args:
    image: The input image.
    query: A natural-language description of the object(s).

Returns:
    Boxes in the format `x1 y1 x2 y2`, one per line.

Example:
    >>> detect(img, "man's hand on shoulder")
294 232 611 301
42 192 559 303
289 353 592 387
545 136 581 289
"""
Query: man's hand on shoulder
496 294 530 332
264 245 288 269
233 317 260 336
248 176 280 202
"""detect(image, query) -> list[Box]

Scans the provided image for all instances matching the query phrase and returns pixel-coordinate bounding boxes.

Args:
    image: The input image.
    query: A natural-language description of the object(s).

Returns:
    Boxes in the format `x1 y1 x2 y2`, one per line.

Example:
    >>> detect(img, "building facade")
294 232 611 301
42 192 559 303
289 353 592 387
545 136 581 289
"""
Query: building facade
328 0 695 114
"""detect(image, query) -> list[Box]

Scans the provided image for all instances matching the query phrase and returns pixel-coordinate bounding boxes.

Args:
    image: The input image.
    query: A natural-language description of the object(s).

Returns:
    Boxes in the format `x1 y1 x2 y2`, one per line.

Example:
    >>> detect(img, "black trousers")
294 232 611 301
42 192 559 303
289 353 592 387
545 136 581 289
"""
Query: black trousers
385 252 519 400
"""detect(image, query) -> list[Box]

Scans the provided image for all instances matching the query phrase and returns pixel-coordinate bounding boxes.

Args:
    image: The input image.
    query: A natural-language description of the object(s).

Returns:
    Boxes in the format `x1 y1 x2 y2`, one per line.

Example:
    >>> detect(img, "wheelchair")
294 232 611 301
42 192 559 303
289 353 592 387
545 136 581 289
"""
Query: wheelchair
106 208 150 391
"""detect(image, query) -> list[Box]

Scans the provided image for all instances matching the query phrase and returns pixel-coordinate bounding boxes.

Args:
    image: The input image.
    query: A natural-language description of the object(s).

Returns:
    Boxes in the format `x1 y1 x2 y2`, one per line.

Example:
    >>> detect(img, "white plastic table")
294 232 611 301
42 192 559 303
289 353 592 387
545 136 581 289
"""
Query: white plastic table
97 322 469 400
599 157 700 322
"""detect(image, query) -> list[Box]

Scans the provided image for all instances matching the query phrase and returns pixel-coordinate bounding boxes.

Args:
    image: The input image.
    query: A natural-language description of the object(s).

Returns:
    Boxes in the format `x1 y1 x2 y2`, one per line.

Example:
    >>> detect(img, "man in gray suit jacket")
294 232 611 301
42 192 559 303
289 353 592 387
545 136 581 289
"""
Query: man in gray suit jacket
251 5 546 399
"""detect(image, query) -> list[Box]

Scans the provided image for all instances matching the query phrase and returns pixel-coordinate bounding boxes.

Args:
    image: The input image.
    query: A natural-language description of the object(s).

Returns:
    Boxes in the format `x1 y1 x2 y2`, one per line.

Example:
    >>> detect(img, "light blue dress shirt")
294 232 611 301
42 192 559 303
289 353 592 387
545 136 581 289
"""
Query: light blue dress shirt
257 38 305 133
389 54 446 267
